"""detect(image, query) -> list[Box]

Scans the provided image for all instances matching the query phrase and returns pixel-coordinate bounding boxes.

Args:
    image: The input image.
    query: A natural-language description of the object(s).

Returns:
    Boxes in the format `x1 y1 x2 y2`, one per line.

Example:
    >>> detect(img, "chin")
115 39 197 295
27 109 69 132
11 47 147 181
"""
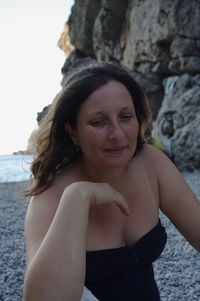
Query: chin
104 157 132 169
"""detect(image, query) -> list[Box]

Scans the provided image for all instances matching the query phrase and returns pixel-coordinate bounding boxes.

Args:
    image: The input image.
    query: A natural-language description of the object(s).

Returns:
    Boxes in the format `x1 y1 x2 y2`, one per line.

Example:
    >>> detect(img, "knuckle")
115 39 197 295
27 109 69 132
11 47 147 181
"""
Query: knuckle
102 183 110 189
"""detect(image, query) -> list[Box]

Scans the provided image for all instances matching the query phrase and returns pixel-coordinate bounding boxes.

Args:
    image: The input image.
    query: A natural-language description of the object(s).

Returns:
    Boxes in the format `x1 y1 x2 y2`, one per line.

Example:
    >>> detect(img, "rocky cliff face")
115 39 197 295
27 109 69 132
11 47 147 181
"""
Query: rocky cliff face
57 0 200 171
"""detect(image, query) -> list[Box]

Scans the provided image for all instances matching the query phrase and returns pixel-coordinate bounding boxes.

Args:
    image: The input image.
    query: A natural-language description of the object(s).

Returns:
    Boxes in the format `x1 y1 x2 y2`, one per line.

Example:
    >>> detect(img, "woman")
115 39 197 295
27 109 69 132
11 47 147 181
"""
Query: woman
23 62 200 301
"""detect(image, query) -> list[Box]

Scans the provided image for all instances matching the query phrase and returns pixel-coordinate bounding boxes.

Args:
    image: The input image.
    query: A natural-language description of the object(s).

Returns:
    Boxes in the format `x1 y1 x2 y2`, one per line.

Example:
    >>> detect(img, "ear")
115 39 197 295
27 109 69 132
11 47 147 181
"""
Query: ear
64 123 79 145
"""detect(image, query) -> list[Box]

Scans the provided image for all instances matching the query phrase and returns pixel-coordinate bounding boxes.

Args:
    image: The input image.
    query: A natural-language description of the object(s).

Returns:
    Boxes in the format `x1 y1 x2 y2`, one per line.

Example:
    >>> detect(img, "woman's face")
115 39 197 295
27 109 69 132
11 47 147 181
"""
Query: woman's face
67 80 139 170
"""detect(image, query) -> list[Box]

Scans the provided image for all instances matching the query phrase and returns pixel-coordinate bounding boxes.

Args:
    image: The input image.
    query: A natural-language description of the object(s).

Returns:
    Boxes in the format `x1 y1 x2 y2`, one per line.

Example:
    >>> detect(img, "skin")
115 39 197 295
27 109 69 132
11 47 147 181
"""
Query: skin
23 81 200 301
66 80 139 172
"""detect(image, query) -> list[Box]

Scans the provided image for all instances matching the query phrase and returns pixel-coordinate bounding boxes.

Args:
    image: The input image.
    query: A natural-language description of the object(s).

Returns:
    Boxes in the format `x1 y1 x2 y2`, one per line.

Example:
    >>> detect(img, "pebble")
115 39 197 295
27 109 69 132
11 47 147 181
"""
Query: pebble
0 172 200 301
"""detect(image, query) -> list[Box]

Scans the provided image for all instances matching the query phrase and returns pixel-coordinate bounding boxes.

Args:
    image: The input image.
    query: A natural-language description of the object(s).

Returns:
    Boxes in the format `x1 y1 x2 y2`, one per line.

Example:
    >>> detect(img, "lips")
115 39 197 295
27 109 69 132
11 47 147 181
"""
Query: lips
104 146 127 154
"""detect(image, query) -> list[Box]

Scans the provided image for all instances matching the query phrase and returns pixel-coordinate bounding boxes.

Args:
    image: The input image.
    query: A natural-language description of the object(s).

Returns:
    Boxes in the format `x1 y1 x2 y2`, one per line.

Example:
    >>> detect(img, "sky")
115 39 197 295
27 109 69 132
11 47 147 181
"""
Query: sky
0 0 74 155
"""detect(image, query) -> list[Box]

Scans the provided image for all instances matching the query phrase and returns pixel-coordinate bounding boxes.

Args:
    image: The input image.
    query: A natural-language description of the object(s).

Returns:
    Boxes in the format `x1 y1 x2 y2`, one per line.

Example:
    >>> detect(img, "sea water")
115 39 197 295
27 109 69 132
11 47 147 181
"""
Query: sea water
0 154 33 183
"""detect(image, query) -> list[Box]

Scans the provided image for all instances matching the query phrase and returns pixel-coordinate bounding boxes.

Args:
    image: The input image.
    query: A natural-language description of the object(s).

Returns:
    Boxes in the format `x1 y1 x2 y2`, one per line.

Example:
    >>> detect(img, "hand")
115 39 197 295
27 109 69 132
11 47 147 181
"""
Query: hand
64 182 130 216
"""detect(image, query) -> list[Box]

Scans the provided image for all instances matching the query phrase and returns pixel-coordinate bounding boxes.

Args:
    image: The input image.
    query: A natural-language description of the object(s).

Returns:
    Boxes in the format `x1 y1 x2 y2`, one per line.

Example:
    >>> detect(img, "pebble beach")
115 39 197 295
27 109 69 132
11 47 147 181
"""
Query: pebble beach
0 172 199 301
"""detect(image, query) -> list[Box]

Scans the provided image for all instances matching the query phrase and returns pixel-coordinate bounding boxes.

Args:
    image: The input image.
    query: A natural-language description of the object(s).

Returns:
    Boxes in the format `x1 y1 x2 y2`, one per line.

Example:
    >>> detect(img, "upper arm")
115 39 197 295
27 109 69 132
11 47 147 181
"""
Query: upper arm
24 186 61 267
144 144 200 251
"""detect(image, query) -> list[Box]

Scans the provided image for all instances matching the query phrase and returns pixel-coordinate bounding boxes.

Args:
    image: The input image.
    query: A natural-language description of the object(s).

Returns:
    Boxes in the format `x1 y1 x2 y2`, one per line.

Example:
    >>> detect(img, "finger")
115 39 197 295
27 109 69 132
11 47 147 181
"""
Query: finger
109 186 130 216
114 200 130 216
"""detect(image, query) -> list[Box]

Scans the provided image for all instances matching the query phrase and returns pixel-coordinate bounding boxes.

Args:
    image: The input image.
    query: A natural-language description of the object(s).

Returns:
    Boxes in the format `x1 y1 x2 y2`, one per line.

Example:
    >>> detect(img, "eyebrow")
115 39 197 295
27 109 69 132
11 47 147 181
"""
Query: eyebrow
88 106 134 117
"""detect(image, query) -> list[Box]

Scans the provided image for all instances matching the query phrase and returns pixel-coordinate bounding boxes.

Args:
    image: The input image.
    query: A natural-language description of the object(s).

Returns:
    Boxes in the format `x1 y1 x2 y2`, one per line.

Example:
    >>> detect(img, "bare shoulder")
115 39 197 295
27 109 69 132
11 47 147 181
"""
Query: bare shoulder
139 143 169 163
139 143 191 199
26 181 63 223
24 163 81 266
134 143 170 175
24 182 63 266
140 145 200 251
137 143 198 208
25 168 73 228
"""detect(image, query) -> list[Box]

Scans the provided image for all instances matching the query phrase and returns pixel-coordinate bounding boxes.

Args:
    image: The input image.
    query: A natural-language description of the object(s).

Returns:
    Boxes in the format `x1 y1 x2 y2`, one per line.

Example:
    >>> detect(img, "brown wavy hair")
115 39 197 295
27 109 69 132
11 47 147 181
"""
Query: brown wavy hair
24 61 152 200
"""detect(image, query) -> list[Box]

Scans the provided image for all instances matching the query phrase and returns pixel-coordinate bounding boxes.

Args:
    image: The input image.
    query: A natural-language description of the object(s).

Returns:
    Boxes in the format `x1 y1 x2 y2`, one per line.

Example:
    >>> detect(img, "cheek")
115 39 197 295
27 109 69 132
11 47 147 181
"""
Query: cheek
78 128 104 149
126 121 139 136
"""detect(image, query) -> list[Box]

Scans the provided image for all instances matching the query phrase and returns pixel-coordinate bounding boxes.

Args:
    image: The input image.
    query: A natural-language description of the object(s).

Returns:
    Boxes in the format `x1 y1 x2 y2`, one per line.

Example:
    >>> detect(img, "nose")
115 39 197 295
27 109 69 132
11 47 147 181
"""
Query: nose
108 121 124 141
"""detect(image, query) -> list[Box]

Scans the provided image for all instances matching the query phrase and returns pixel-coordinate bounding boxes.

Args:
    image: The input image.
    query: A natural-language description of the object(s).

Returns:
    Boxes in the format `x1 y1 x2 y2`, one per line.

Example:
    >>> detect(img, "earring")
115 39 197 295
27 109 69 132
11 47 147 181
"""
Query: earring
74 139 81 153
74 138 79 145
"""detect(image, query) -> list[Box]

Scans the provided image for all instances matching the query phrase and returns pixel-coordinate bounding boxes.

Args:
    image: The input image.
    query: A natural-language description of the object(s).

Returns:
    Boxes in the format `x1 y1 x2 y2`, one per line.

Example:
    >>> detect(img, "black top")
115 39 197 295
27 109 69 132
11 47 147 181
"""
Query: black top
85 219 167 301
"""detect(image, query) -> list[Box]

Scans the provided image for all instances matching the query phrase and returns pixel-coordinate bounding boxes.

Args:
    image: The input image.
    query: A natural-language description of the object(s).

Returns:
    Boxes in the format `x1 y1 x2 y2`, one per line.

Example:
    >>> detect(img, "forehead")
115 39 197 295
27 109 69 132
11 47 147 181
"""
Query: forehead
79 80 134 114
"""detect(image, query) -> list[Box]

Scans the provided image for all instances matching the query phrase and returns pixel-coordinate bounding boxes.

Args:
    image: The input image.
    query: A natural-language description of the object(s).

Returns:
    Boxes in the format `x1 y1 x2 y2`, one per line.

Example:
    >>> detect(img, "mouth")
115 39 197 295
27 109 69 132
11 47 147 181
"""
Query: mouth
104 146 127 155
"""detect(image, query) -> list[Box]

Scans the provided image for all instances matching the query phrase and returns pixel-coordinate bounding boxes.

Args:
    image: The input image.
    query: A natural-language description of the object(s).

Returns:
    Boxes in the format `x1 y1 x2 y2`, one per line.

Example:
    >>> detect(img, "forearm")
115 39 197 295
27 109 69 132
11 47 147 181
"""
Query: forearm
23 187 90 301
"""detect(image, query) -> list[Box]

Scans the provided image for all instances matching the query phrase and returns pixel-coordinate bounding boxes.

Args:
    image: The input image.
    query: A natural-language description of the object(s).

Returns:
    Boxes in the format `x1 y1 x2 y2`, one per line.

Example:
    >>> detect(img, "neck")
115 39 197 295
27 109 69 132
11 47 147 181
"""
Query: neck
81 159 128 187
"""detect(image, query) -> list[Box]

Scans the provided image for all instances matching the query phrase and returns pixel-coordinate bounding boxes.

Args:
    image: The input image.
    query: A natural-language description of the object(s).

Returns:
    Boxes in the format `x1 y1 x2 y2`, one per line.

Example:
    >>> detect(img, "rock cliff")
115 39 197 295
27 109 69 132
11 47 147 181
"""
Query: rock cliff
54 0 200 171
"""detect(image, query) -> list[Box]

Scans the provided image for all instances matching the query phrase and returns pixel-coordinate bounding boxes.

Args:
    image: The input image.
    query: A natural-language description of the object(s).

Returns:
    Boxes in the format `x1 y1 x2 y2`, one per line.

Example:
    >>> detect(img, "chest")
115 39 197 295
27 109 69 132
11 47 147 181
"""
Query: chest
86 169 159 251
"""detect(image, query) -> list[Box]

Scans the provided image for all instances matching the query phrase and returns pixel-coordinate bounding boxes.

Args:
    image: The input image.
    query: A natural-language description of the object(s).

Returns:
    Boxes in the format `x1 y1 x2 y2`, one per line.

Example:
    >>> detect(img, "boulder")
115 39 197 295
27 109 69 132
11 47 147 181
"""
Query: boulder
60 0 200 121
68 0 101 56
152 74 200 171
38 0 200 171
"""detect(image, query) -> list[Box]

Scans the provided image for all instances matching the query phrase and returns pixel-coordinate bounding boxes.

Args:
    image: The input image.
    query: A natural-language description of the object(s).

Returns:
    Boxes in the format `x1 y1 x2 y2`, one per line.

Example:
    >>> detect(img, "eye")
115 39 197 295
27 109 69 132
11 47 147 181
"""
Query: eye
90 119 107 127
120 114 133 121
